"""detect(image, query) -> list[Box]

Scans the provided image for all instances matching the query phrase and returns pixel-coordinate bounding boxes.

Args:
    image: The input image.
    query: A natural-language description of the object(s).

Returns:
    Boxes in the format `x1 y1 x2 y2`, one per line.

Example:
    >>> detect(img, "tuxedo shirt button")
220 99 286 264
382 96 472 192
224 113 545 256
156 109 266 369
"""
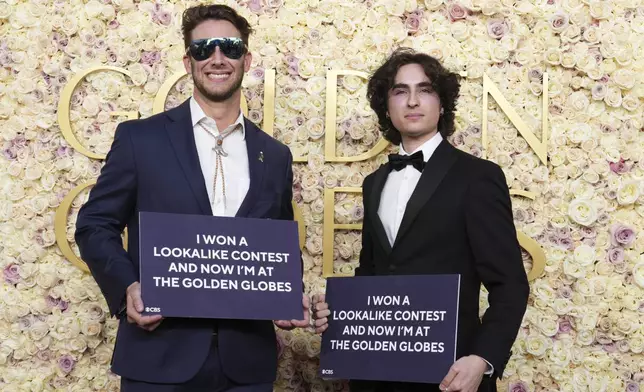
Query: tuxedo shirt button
389 264 396 271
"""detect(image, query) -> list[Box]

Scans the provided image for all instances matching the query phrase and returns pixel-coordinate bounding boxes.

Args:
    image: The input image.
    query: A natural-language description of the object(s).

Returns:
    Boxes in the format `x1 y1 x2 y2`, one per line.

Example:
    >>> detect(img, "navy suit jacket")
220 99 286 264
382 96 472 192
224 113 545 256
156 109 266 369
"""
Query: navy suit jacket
75 99 295 384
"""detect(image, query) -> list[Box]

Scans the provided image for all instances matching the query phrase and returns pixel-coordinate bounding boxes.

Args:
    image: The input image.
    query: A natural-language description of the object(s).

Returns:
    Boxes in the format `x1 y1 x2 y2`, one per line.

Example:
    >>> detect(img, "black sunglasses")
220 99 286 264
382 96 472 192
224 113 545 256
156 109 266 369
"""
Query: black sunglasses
187 37 247 61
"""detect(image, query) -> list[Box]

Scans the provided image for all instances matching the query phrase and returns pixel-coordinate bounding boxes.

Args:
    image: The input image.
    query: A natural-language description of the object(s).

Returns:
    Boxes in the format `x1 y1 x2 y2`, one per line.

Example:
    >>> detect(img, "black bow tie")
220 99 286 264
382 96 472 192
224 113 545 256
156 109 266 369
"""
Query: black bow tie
388 150 425 172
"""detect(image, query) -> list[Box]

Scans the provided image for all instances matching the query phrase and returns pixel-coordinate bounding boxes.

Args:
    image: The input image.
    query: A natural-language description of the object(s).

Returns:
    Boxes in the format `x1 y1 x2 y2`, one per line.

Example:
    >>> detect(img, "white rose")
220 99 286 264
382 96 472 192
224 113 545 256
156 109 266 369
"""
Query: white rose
617 181 640 205
612 69 636 90
573 244 596 266
568 199 598 226
604 86 622 108
525 335 550 356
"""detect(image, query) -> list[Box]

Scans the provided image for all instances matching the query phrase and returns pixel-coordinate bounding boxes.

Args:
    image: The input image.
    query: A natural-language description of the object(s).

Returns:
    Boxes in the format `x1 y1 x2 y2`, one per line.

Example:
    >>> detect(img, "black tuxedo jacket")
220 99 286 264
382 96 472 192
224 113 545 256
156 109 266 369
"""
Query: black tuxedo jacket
351 139 529 392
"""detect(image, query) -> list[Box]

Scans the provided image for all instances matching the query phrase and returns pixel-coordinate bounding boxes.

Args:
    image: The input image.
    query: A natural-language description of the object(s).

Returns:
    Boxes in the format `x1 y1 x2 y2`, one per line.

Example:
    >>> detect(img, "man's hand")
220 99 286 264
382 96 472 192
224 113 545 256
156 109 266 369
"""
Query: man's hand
274 294 310 330
439 355 488 392
311 294 330 334
126 282 163 331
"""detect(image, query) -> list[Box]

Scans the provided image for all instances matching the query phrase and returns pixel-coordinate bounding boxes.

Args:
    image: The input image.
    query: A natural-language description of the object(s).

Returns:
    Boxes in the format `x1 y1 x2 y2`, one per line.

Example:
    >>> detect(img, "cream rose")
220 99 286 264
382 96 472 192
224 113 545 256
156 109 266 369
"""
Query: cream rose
568 199 598 226
525 335 549 356
617 181 640 205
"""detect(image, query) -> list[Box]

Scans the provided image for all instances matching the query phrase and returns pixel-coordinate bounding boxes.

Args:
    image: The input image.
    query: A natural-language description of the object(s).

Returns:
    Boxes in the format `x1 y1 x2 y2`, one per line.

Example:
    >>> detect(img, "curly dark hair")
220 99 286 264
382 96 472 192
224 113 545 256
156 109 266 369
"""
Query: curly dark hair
181 4 253 49
366 48 461 145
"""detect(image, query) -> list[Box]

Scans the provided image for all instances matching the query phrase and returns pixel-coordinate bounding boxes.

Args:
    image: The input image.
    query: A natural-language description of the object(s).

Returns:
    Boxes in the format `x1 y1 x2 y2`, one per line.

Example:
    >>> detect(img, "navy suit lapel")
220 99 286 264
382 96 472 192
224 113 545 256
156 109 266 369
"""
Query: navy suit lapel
164 100 212 215
235 119 266 218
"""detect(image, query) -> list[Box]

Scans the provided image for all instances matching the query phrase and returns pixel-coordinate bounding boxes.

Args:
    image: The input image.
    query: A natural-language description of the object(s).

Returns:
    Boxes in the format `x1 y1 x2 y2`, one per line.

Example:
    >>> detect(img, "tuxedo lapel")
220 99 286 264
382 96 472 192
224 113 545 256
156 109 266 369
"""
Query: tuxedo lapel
368 165 393 254
235 119 267 218
165 100 212 215
393 140 459 248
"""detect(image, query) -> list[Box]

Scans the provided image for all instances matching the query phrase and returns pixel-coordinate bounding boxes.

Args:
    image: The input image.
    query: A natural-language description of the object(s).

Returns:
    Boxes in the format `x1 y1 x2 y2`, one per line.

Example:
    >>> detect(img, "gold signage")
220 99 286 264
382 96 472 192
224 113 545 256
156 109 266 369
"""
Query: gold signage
324 70 389 162
55 66 547 282
482 73 548 165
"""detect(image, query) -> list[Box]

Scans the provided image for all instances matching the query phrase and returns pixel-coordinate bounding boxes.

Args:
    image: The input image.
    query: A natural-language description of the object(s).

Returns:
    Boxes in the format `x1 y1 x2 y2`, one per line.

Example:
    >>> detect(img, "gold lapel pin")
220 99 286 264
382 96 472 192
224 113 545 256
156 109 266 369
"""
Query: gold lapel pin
259 151 264 162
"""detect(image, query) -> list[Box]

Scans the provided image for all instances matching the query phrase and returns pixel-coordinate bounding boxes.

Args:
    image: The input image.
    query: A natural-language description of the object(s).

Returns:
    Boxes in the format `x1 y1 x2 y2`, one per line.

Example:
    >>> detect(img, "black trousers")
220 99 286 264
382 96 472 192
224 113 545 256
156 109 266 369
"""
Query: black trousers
120 338 273 392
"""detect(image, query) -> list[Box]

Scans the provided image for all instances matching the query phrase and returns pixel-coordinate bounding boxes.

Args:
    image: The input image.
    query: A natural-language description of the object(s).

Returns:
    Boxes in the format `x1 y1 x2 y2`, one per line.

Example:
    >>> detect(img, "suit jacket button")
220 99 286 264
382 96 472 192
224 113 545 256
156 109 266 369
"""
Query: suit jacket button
389 264 396 271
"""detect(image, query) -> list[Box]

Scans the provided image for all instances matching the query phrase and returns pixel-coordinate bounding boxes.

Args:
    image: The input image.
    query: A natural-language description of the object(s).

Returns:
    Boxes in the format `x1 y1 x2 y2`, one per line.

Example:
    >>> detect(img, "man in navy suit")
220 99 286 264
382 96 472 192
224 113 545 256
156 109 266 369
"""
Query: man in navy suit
75 4 308 391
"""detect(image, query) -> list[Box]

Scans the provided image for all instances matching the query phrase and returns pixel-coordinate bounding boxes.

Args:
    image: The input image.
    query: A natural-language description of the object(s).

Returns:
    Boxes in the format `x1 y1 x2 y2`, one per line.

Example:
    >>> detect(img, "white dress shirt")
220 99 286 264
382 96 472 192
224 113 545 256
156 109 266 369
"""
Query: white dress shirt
190 97 249 217
378 132 443 246
377 131 494 376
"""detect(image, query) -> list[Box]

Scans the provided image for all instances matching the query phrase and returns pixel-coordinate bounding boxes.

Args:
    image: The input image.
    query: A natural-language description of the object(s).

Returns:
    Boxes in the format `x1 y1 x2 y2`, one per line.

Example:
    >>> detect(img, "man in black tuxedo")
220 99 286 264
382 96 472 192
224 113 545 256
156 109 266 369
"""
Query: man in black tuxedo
312 49 529 392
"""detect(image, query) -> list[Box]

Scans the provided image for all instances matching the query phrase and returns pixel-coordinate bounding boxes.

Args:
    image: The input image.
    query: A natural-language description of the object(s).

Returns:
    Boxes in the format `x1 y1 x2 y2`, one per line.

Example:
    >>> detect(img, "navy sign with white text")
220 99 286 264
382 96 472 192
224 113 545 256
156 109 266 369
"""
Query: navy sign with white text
319 275 460 383
138 211 302 320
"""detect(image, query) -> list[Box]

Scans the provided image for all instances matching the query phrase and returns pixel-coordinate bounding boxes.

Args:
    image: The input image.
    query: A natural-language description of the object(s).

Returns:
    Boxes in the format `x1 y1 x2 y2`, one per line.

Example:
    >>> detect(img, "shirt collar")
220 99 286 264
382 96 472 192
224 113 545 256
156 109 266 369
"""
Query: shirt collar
190 96 245 139
399 132 443 162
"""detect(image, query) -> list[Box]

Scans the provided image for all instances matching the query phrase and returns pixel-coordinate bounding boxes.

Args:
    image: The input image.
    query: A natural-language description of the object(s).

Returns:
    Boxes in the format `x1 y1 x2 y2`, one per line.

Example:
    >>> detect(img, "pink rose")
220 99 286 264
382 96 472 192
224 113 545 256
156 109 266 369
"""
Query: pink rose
603 342 617 353
557 286 573 299
470 145 482 158
558 319 573 333
592 84 607 100
352 205 364 221
452 133 465 147
580 226 596 238
549 12 569 31
406 14 421 32
58 354 76 374
247 0 263 13
487 19 509 39
514 209 527 223
606 247 624 264
266 0 283 11
466 124 481 136
597 213 610 225
37 350 53 361
528 69 543 82
610 224 635 247
159 11 172 26
18 316 33 331
609 159 631 174
447 3 468 21
309 29 320 40
251 67 265 79
509 381 529 392
549 104 563 115
596 333 612 345
3 263 20 284
557 237 573 250
140 51 161 66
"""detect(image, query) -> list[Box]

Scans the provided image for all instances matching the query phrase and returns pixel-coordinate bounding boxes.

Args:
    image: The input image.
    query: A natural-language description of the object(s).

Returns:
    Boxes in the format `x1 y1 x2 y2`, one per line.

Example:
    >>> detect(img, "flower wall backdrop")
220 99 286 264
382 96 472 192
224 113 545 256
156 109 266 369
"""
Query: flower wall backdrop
1 0 644 391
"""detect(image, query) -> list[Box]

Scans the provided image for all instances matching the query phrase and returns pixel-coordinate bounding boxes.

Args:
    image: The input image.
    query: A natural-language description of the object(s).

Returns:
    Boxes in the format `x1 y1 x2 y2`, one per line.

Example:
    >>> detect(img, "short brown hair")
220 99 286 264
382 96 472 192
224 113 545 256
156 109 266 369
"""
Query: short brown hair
367 48 461 144
181 4 253 49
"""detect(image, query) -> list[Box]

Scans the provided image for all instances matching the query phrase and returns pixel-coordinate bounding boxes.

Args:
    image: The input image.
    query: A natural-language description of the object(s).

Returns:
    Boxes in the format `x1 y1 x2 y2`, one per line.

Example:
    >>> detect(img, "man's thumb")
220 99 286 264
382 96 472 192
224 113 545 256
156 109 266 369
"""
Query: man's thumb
133 296 144 312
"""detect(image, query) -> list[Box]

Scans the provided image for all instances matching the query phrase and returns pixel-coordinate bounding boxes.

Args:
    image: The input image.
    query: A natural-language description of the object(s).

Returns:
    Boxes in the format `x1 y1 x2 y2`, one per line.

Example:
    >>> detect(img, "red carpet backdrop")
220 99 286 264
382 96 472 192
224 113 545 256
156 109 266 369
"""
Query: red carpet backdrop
0 0 643 391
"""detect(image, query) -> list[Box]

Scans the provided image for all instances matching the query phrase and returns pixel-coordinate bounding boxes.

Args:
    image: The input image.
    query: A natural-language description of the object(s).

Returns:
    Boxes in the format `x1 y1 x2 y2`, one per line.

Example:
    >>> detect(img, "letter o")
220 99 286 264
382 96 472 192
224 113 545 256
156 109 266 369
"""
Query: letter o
58 66 139 160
